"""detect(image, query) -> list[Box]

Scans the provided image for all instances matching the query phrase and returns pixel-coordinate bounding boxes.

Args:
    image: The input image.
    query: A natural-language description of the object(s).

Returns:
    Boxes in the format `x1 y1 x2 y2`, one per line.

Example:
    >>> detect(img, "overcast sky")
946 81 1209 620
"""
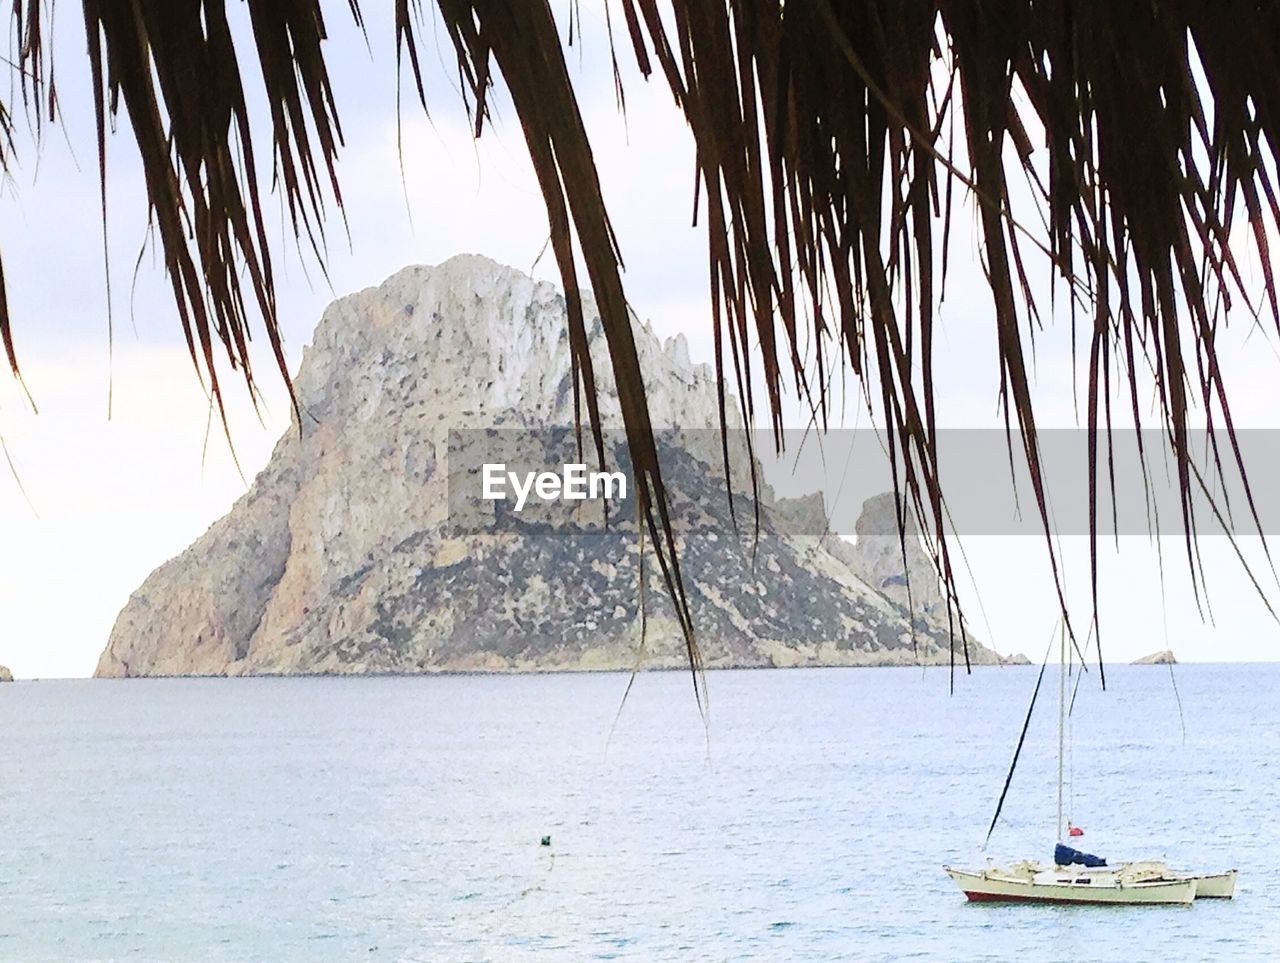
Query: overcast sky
1 4 1278 677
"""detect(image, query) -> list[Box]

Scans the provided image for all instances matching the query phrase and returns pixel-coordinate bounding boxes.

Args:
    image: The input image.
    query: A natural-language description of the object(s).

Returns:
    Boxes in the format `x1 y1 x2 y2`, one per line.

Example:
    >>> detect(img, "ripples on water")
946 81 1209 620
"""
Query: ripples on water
0 665 1275 960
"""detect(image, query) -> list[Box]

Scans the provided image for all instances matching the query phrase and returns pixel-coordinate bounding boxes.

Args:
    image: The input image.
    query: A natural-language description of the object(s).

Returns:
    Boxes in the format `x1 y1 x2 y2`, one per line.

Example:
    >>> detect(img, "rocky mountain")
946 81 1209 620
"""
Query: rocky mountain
1132 650 1177 665
96 255 1009 677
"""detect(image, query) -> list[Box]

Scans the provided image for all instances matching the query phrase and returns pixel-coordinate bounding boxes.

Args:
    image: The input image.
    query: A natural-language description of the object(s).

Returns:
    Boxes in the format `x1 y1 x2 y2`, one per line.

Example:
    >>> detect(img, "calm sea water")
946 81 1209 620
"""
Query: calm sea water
0 665 1275 961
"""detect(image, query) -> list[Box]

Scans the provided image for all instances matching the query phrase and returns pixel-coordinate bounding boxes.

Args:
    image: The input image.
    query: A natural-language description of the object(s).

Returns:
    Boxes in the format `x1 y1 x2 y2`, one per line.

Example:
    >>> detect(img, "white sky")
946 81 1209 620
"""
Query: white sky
1 4 1278 677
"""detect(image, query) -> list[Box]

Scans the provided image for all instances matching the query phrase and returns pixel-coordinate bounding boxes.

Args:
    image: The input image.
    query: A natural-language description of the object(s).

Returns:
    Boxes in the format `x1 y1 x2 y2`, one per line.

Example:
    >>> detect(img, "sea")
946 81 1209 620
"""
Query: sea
0 664 1274 961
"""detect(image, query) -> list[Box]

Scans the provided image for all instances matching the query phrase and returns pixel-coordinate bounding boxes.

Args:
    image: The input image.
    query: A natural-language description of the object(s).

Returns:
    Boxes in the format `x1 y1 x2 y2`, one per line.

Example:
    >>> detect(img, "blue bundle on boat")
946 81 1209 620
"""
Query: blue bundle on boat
1055 843 1107 868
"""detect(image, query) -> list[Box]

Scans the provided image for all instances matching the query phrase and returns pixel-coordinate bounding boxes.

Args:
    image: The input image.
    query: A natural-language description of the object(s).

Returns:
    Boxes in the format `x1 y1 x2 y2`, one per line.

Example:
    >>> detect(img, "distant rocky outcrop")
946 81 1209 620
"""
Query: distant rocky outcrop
844 492 944 617
0 665 11 682
1132 650 1177 665
96 255 1010 677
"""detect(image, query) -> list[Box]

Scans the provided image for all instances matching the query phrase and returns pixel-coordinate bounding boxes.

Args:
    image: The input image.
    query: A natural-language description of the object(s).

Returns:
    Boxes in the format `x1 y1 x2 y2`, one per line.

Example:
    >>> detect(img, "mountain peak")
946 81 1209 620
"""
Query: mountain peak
96 256 1003 677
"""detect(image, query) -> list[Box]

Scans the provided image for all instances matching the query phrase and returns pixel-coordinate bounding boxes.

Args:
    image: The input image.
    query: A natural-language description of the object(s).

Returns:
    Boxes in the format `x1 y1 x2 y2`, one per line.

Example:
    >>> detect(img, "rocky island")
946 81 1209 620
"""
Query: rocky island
1132 650 1178 665
96 256 1012 677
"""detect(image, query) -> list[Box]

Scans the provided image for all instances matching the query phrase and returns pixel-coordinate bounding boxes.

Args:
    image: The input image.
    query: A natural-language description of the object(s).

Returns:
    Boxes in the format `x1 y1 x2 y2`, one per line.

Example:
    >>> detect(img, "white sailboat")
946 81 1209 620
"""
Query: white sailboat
943 862 1199 905
944 623 1234 906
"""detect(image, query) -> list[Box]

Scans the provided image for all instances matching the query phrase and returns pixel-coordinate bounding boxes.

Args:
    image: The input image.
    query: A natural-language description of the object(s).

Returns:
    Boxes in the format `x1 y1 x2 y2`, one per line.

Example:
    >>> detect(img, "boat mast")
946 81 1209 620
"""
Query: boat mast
1056 619 1066 843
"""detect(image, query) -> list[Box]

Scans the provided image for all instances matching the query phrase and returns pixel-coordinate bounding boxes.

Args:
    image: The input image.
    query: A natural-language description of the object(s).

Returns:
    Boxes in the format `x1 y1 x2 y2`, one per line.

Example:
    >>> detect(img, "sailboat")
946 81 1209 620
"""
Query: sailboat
944 623 1235 906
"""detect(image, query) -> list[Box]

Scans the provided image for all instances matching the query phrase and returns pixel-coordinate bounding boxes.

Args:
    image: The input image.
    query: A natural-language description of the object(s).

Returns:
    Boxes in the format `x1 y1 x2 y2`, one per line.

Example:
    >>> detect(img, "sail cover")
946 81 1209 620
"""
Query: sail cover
1055 843 1107 868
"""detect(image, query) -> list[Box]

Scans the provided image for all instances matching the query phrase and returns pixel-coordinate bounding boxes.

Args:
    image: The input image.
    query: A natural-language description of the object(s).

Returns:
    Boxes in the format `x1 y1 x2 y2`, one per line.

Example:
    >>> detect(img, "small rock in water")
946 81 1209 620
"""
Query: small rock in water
540 835 552 847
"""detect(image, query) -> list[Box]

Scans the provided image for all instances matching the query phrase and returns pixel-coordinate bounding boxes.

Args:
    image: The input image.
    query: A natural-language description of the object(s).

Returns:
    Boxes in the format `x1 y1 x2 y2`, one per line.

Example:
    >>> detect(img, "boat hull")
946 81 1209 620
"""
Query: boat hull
1182 870 1236 899
1117 862 1237 899
945 866 1198 905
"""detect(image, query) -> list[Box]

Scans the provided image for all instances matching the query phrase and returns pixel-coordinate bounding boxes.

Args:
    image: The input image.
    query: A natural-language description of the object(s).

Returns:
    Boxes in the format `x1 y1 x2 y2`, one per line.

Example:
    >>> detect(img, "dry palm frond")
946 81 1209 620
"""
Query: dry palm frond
425 0 704 701
83 0 346 433
3 1 1279 684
